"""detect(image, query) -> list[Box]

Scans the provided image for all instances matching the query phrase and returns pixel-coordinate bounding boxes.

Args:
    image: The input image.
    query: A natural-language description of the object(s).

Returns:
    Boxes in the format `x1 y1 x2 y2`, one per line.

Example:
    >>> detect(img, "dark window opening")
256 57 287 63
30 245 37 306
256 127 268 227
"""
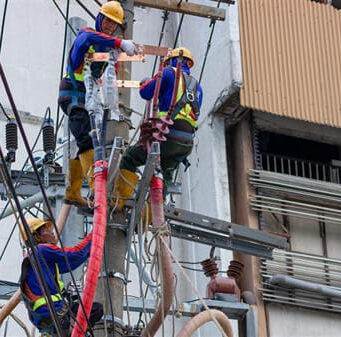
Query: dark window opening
257 131 341 183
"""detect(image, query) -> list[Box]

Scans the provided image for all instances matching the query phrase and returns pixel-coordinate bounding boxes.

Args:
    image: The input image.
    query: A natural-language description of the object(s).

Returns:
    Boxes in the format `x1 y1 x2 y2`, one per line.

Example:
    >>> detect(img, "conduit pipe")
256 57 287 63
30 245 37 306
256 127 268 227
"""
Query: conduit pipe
176 309 234 337
270 274 341 298
141 176 174 337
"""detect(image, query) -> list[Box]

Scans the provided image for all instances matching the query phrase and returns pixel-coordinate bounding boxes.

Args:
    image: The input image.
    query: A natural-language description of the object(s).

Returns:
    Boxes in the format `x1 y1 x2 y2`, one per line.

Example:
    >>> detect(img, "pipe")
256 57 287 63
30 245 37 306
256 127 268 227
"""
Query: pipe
176 309 234 337
142 176 174 337
0 186 64 219
0 203 72 325
270 274 341 298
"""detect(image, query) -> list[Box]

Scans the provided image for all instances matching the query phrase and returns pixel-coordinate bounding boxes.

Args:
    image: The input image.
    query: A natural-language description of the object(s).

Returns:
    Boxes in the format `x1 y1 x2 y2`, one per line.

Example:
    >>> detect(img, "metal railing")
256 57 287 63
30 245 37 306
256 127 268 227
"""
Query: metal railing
260 153 341 184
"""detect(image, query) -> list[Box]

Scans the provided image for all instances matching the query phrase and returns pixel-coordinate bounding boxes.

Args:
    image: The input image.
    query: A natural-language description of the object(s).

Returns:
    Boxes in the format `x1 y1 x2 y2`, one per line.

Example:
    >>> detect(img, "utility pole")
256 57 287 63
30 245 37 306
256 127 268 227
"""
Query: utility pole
94 1 135 336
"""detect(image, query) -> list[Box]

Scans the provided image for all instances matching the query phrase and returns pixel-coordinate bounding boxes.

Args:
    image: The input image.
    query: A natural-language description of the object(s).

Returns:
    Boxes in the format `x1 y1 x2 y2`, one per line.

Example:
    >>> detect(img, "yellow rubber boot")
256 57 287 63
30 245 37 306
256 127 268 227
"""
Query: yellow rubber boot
63 159 88 208
79 149 94 192
111 169 139 211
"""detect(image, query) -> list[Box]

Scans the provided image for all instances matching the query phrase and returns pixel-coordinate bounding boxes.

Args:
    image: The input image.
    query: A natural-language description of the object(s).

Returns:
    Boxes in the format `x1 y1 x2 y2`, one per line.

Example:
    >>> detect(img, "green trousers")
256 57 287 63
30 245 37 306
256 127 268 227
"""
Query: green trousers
120 139 193 196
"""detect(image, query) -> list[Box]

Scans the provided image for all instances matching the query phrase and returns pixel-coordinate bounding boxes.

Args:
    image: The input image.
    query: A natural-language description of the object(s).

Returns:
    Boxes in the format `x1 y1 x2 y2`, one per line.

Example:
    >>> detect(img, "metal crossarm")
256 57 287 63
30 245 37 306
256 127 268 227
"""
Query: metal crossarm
165 205 288 258
165 205 288 249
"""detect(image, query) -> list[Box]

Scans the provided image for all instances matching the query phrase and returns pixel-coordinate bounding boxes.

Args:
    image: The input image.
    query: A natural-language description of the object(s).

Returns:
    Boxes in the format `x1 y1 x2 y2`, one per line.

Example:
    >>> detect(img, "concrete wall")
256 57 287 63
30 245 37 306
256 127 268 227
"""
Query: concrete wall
0 0 238 336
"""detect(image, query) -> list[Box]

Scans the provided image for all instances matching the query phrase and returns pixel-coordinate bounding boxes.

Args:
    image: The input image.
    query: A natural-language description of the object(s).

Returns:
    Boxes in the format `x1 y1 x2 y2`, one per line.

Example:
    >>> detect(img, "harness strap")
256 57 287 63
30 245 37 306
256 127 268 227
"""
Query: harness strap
171 72 200 121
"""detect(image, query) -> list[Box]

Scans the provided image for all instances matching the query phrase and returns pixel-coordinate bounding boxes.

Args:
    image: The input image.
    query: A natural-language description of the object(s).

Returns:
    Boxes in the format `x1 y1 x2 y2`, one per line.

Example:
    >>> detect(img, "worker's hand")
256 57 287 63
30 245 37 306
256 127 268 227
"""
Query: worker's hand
121 40 137 56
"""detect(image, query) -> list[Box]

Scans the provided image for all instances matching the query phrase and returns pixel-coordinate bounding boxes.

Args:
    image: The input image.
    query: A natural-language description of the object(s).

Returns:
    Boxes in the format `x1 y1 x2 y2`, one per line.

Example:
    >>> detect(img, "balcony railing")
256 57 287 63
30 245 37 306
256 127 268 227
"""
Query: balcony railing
260 153 341 184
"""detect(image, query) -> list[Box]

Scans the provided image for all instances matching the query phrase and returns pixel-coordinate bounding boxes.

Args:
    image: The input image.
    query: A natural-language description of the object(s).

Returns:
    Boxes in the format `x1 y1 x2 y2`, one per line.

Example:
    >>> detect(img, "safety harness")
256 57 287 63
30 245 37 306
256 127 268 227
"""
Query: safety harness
20 256 65 333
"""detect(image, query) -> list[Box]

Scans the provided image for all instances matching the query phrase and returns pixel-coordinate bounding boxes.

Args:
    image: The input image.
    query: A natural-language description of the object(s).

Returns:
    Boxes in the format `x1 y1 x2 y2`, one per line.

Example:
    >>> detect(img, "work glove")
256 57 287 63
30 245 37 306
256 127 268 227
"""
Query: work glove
121 40 137 56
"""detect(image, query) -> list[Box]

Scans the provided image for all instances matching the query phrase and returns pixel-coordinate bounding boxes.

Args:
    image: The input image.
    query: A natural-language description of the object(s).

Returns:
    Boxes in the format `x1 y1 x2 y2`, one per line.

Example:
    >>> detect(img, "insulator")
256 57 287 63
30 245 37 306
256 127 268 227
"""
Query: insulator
5 119 18 151
227 260 244 280
201 258 218 278
42 118 55 153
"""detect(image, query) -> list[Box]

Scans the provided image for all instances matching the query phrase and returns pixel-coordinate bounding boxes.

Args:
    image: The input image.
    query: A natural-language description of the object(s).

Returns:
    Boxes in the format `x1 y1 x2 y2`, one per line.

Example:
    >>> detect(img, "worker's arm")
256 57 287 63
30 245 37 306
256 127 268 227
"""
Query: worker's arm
37 233 93 273
197 82 203 109
70 28 122 70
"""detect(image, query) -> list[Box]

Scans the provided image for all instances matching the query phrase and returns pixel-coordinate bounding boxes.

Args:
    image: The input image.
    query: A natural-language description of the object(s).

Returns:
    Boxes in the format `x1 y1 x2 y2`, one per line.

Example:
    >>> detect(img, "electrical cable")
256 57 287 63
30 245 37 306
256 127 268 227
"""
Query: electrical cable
151 10 169 77
0 63 95 335
54 0 71 146
173 0 189 48
199 1 221 83
0 147 64 337
0 102 11 120
75 0 96 20
50 0 77 37
0 157 91 337
0 0 8 55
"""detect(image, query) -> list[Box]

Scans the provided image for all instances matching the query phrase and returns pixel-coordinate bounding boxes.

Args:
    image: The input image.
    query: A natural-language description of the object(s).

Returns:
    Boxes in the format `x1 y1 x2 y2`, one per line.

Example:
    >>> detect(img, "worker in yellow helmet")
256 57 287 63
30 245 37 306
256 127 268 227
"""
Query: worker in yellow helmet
58 1 137 210
19 218 102 335
111 47 203 217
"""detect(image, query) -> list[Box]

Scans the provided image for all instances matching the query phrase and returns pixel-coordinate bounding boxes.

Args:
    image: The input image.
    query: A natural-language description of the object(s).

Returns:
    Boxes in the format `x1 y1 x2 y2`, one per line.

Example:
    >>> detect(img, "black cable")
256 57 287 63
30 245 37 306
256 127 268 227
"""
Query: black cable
0 222 17 260
0 0 8 55
54 0 71 146
50 0 77 37
0 147 64 337
0 102 10 120
151 10 169 76
0 63 94 335
173 0 188 48
103 245 116 332
75 0 96 20
199 1 221 83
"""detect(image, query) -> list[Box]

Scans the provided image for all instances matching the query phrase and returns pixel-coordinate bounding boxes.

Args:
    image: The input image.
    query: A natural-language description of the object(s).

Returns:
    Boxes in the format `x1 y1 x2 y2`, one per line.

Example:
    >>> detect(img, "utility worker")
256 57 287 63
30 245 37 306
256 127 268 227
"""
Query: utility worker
19 218 103 336
111 47 203 211
58 1 137 209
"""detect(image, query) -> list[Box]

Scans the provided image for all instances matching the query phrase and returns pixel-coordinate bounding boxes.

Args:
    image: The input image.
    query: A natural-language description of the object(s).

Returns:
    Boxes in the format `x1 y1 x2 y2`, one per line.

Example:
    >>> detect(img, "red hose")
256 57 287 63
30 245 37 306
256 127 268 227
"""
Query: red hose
71 160 108 337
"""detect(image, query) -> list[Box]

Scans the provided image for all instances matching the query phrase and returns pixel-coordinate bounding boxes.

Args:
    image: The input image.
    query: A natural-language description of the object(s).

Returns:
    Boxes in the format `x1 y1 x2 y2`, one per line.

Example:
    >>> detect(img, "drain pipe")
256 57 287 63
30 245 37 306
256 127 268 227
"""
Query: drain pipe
176 310 234 337
270 274 341 298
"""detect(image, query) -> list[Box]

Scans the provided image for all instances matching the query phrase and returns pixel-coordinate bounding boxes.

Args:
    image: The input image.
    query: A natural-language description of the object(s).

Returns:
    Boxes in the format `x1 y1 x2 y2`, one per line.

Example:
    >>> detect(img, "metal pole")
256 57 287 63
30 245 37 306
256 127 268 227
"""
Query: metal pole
95 1 135 336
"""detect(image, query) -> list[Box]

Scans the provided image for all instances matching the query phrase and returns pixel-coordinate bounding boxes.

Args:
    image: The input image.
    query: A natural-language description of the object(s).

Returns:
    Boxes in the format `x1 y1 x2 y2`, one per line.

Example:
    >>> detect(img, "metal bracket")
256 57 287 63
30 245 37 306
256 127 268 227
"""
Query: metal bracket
107 137 123 192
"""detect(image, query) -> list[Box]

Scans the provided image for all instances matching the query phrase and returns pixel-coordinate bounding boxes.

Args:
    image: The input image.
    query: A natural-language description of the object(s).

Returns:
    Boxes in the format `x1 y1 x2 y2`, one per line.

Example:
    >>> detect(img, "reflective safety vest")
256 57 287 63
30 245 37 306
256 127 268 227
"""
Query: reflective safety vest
157 68 200 129
65 46 97 83
20 257 64 313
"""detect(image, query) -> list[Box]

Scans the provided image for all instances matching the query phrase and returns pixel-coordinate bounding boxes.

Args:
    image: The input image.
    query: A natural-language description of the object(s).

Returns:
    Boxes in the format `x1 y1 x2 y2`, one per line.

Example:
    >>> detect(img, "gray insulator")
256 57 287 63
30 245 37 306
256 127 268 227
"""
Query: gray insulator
42 118 55 152
5 119 18 150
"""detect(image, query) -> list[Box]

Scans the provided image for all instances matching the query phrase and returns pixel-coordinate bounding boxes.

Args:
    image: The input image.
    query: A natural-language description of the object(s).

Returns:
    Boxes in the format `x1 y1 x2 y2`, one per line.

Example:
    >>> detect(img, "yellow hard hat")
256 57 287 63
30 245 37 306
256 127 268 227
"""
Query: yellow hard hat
20 218 52 243
164 47 195 68
99 1 124 25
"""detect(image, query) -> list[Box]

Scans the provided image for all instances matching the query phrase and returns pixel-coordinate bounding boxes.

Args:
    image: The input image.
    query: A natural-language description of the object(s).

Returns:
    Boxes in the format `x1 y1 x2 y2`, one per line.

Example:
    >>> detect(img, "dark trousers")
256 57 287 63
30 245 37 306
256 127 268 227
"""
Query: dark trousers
69 108 93 155
39 302 103 337
120 138 193 196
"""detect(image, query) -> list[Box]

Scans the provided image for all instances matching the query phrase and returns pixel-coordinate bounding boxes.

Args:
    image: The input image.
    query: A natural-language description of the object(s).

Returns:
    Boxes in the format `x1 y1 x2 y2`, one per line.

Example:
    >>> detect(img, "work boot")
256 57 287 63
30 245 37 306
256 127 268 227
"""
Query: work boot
63 159 89 208
79 149 95 193
111 169 139 211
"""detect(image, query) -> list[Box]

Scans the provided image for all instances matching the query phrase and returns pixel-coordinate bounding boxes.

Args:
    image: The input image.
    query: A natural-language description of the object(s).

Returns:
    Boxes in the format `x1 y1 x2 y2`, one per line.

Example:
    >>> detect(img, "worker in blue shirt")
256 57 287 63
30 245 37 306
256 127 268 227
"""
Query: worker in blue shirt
111 47 203 213
19 218 103 336
58 1 137 210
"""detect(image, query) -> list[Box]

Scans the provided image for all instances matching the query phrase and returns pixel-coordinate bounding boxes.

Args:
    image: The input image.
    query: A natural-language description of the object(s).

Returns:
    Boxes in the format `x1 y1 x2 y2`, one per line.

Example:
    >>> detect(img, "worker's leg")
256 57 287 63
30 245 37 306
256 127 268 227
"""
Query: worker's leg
69 107 94 194
70 301 103 328
160 139 193 196
110 143 147 211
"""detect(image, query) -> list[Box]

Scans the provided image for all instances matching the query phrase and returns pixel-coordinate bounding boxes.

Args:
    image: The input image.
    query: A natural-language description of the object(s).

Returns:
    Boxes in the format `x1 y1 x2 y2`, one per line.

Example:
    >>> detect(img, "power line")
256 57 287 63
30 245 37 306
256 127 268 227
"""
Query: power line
75 0 96 20
0 63 94 335
173 0 189 48
199 1 221 83
0 0 8 55
50 0 77 37
151 10 169 76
